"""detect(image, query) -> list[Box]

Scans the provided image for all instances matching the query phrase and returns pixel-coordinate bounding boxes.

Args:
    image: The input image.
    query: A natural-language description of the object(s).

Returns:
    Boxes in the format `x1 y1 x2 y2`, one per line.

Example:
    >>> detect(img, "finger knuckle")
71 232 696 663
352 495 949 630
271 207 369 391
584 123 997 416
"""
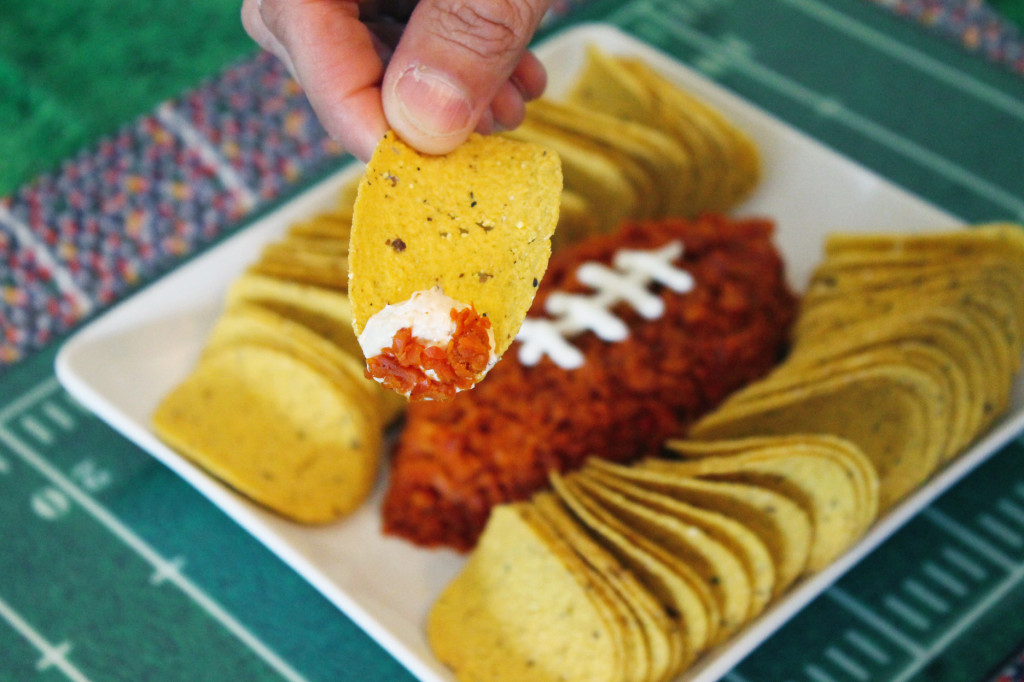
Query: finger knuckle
435 0 531 61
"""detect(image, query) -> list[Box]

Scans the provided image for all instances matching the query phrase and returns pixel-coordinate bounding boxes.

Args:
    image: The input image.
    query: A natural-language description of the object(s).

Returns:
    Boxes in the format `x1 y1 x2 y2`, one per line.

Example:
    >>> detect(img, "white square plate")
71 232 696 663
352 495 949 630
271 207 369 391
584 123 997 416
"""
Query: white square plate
57 23 1024 682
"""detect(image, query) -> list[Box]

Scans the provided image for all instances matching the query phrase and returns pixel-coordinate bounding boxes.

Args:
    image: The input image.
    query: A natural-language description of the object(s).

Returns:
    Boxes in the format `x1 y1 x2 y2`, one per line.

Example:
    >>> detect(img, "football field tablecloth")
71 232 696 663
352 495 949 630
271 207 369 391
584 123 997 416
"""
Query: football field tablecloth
2 0 1024 680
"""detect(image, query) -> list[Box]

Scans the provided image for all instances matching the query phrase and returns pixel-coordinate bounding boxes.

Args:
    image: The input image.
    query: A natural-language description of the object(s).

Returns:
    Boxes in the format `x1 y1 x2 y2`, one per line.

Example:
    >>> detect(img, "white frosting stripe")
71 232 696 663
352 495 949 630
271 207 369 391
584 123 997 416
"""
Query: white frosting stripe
516 318 586 369
545 289 630 341
516 240 694 369
615 242 695 293
575 262 664 321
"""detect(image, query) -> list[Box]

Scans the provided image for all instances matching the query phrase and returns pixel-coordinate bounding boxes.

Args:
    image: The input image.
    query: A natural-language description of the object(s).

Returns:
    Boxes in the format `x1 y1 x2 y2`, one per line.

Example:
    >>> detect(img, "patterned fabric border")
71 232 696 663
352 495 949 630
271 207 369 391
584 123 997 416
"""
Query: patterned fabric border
1 0 1022 370
0 54 344 368
166 51 344 203
868 0 1024 73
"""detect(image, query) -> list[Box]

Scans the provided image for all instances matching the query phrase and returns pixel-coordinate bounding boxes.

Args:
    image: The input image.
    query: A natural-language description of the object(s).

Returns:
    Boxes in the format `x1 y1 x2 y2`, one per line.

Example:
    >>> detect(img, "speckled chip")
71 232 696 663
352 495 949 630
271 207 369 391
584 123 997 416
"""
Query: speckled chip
427 503 625 682
348 131 562 356
151 343 381 524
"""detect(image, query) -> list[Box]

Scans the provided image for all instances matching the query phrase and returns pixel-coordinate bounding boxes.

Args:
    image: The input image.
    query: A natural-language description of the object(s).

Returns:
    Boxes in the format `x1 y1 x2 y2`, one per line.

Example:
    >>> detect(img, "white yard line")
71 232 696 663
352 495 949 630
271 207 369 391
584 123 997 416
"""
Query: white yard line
823 504 1024 682
827 587 927 657
616 0 1024 218
888 557 1024 682
0 593 93 682
0 206 94 318
787 0 1024 121
0 380 311 682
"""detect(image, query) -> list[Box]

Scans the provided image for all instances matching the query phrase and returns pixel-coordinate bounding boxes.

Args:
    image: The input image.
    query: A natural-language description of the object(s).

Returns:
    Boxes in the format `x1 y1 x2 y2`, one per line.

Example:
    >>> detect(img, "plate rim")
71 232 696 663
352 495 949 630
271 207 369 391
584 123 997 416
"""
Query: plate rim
54 21 1023 682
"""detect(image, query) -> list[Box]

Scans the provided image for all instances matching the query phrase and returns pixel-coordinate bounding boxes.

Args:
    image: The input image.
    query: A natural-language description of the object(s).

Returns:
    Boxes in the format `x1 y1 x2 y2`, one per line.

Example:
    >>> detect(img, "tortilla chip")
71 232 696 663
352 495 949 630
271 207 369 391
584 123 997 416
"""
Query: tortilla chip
268 234 349 257
662 434 879 537
653 442 869 571
248 247 349 290
690 362 947 510
776 224 1024 490
551 473 716 660
532 491 676 680
552 188 600 249
588 459 812 595
349 131 562 356
525 97 690 220
223 275 406 429
823 223 1024 263
572 470 754 640
504 120 638 236
226 273 361 359
203 303 399 424
286 211 352 240
580 465 776 620
727 343 967 462
615 54 760 212
427 503 625 682
151 344 380 523
566 45 700 216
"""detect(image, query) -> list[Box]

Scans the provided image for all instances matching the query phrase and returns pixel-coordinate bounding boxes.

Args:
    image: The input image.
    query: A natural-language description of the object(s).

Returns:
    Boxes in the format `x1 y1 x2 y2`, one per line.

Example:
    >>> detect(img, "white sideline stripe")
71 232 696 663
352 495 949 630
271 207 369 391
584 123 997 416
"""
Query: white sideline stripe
0 377 62 426
0 386 311 682
156 103 259 212
0 594 91 682
785 0 1024 120
922 560 969 597
827 587 926 656
151 556 187 586
924 507 1017 571
0 206 94 318
844 629 891 664
825 645 871 680
617 1 1024 217
889 546 1024 682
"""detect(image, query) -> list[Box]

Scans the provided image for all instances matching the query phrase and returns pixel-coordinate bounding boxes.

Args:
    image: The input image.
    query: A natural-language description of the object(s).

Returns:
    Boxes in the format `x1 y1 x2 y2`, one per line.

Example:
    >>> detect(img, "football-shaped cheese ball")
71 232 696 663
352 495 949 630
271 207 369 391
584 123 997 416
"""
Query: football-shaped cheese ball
383 214 798 551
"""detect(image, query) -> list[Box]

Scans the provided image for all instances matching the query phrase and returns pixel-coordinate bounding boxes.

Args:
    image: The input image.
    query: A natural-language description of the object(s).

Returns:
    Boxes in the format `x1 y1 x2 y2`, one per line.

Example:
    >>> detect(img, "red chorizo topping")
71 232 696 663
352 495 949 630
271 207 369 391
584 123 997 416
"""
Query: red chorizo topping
382 214 798 551
365 307 494 402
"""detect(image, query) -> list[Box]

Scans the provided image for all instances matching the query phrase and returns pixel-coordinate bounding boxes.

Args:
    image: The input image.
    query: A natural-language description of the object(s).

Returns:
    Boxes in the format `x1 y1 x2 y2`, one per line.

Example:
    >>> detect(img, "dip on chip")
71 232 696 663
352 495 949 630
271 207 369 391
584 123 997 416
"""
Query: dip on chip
349 131 562 401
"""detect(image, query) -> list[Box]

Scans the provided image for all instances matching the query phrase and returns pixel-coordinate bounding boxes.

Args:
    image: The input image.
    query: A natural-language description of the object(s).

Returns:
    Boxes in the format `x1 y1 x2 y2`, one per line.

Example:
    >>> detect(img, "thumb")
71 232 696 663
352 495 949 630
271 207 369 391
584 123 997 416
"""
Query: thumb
381 0 551 155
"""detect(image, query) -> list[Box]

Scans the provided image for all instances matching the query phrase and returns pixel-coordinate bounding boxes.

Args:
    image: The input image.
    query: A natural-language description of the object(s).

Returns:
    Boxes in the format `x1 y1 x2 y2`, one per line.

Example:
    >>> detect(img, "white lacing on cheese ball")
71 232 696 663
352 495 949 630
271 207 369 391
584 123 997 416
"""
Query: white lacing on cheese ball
516 241 695 370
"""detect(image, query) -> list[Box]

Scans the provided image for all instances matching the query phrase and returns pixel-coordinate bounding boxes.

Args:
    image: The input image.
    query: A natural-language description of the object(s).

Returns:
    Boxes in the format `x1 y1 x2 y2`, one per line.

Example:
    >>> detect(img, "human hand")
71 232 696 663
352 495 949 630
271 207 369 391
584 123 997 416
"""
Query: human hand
241 0 553 162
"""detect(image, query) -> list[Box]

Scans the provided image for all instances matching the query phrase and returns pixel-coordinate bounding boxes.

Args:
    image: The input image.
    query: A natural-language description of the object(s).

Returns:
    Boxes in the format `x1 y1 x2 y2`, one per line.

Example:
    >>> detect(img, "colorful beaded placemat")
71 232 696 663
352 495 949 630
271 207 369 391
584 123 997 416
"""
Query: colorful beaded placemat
2 1 1023 680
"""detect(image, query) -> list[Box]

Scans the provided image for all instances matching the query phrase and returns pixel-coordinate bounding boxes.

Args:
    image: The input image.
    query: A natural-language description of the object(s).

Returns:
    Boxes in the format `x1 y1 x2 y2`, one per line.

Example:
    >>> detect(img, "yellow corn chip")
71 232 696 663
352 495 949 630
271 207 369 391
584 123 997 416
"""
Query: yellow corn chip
349 131 561 399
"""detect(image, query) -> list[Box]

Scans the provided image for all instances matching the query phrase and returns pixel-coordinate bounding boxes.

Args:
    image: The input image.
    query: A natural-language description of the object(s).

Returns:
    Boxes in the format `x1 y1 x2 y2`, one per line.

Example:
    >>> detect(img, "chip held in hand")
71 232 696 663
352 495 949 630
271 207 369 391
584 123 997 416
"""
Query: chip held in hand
349 131 563 400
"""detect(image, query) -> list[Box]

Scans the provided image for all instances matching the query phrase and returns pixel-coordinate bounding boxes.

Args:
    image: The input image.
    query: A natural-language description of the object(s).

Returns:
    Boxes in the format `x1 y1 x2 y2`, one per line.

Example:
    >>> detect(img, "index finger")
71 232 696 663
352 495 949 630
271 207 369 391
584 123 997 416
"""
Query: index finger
256 0 390 161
